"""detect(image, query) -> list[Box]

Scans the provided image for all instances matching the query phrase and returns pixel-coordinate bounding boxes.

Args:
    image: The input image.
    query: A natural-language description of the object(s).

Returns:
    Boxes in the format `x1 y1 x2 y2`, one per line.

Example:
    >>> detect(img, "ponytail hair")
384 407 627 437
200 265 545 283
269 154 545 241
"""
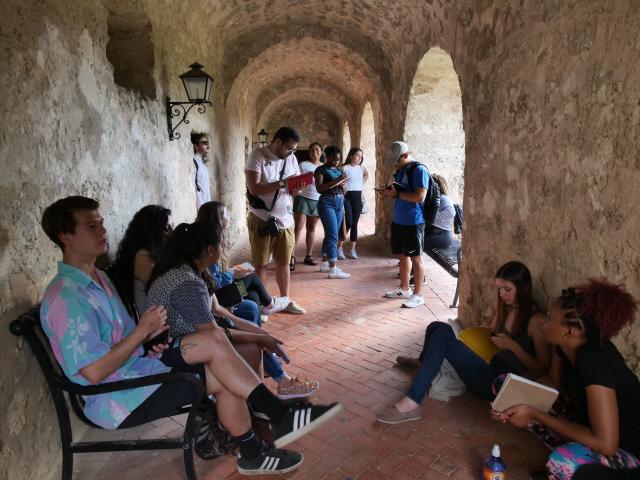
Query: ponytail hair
148 221 221 293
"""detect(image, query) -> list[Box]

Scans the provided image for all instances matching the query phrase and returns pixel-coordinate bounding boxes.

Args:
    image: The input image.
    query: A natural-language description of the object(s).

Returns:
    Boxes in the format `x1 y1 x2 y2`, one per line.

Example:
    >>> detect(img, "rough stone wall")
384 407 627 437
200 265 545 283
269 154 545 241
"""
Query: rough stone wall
454 1 640 371
404 47 465 204
0 1 223 478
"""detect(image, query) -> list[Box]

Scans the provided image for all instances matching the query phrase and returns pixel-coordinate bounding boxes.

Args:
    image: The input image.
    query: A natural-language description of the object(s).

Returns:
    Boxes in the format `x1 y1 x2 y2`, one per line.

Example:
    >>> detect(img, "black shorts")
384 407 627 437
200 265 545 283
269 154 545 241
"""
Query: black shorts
119 339 205 429
390 222 425 257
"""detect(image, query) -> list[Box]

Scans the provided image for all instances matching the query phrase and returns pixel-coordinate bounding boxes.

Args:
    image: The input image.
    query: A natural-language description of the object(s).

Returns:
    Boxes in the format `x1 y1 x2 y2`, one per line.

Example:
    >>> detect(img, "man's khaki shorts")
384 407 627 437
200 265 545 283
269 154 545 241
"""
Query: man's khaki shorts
248 213 295 266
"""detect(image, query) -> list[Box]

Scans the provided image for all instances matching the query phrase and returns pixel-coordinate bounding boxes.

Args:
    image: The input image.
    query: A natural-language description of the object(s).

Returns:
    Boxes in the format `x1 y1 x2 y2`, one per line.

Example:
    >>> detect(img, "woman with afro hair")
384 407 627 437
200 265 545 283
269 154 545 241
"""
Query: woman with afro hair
494 279 640 480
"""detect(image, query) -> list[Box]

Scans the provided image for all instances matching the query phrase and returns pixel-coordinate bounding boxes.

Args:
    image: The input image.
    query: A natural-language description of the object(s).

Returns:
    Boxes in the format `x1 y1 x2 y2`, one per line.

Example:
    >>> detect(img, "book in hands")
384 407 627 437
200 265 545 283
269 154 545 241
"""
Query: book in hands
491 373 559 413
286 172 314 191
374 182 406 192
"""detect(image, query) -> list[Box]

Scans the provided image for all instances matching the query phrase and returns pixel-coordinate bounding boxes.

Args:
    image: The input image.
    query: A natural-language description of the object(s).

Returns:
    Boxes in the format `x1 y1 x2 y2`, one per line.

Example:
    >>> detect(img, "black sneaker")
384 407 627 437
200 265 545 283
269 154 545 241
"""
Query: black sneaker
271 402 342 448
236 445 303 475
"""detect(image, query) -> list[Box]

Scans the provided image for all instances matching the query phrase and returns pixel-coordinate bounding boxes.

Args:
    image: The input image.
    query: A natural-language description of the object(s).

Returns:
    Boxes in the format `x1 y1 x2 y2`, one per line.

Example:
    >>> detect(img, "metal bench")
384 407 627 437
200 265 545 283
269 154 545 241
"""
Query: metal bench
9 307 208 480
425 239 461 308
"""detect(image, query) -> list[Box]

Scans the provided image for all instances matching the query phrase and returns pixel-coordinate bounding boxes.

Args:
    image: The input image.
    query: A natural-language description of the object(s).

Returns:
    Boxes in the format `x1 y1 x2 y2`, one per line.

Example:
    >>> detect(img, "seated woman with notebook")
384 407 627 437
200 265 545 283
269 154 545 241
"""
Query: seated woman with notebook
197 201 294 317
493 279 640 480
196 201 319 399
377 261 551 424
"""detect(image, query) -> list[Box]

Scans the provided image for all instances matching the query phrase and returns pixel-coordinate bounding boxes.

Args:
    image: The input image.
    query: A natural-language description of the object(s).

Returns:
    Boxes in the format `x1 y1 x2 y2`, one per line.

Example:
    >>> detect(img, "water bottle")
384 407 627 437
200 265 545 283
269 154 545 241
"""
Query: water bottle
483 444 506 480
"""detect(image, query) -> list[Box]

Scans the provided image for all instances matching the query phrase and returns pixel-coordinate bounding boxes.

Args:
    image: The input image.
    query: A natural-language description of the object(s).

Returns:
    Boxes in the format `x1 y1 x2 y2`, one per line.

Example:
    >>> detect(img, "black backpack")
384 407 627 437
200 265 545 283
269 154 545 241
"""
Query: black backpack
405 162 440 226
453 204 464 234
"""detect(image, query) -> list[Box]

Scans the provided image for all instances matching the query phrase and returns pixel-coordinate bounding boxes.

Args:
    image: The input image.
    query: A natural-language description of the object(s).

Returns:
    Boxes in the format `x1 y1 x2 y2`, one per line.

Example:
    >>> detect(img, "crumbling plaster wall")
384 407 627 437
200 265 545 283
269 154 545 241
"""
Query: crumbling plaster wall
265 102 342 149
454 1 640 371
0 1 244 478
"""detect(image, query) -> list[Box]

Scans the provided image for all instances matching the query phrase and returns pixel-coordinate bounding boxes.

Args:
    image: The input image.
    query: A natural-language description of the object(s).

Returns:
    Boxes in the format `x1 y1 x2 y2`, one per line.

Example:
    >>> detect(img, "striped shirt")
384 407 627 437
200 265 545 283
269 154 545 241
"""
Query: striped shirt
146 264 215 339
432 194 455 231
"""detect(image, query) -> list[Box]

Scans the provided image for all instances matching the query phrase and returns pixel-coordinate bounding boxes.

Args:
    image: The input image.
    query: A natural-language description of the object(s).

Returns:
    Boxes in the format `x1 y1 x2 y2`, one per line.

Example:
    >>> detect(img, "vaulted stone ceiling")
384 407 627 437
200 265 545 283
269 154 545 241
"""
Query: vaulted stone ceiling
191 0 455 132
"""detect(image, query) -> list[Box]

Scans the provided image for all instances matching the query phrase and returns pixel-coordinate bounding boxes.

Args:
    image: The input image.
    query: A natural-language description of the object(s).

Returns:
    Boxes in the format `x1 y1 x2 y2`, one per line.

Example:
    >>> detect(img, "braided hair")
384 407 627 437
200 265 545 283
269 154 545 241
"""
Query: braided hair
557 279 637 344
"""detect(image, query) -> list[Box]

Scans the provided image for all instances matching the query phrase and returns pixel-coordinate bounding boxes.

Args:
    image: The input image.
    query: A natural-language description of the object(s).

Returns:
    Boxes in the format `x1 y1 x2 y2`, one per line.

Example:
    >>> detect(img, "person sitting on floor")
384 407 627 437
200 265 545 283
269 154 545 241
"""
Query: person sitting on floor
196 201 319 399
377 261 551 424
39 196 340 476
493 279 640 480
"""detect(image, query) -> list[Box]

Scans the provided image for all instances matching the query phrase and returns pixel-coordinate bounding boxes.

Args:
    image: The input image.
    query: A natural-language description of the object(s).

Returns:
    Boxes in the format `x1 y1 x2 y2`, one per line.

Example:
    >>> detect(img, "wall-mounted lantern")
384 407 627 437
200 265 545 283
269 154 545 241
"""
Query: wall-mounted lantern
252 128 269 148
165 63 214 141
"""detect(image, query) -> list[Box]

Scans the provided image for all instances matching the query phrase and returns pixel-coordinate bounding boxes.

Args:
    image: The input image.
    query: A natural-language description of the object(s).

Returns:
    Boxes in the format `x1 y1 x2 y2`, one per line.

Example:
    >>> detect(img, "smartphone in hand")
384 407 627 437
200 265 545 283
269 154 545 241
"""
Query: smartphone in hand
143 330 170 354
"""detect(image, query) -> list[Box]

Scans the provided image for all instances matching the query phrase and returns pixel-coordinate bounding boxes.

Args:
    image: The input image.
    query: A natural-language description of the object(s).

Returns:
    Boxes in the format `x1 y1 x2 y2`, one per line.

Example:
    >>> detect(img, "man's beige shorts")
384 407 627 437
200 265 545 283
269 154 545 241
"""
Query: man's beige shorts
248 213 295 266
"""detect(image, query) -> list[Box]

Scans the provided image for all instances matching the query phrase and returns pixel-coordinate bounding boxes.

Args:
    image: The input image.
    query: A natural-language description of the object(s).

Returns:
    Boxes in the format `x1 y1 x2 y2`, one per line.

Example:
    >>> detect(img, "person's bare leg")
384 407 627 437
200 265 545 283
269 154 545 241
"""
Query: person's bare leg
399 255 411 291
410 256 425 296
179 329 261 398
255 264 267 285
274 263 290 297
203 371 252 436
305 216 319 256
234 343 264 376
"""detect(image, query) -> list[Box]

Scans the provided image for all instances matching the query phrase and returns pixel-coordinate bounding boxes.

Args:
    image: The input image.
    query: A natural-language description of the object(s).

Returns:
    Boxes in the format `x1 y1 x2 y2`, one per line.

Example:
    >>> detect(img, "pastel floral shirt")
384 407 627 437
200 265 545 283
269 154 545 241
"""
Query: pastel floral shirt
40 262 170 429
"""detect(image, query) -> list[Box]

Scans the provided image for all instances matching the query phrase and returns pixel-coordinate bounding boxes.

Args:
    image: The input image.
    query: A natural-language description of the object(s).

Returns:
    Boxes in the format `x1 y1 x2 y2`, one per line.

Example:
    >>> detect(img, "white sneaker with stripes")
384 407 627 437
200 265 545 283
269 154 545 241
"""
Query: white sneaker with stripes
236 445 303 475
271 403 342 448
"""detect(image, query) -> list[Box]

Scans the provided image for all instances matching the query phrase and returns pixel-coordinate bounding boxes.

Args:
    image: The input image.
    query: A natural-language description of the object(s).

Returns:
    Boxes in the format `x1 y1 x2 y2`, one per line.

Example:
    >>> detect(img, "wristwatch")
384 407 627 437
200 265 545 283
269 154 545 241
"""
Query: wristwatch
278 179 285 188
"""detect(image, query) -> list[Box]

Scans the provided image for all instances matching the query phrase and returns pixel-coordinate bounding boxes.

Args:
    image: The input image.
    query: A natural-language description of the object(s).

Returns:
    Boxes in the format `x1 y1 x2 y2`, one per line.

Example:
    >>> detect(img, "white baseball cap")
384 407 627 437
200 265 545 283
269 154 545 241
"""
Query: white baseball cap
386 141 410 165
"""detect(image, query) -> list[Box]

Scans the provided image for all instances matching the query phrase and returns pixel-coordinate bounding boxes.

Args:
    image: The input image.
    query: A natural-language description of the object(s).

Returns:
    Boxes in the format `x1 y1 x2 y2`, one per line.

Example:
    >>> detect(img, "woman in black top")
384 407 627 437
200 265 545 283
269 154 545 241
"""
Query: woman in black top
494 279 640 479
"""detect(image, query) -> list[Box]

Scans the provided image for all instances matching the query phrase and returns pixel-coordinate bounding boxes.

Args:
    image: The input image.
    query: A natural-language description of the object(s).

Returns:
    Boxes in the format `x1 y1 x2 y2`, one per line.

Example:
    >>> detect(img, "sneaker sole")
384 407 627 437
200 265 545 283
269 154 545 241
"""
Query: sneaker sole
276 385 319 400
402 303 425 308
328 274 351 279
237 453 304 475
273 404 343 448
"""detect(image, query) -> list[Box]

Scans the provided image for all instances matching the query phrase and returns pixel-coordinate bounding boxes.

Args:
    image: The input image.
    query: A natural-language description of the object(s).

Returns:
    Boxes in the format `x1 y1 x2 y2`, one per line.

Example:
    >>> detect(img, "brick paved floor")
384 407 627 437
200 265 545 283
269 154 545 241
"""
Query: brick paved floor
74 215 548 479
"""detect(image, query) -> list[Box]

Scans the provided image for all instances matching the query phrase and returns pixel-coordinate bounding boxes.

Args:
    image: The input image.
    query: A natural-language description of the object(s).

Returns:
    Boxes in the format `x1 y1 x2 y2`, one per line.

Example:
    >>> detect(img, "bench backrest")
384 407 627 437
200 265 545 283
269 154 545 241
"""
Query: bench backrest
10 308 105 431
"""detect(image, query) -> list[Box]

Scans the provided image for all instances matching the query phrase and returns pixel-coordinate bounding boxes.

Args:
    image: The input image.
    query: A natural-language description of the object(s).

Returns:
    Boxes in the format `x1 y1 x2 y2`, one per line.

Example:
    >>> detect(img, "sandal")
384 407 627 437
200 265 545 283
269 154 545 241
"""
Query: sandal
303 255 318 266
289 256 296 271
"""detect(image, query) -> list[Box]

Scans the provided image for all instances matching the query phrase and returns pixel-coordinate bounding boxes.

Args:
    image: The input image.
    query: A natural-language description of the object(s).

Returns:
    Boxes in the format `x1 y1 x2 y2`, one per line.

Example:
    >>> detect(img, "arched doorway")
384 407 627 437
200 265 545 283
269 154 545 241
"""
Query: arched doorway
404 47 465 204
360 102 376 221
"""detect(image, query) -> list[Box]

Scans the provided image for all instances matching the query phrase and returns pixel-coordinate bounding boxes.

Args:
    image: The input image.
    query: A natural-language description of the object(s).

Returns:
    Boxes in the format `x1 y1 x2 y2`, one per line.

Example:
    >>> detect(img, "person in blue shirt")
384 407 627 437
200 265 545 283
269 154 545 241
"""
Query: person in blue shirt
378 141 428 308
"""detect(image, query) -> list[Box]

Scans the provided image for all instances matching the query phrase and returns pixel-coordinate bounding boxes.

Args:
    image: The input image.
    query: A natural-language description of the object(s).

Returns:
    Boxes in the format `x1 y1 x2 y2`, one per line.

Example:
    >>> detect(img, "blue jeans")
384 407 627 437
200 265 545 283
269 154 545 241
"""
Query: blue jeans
317 194 344 261
407 322 497 403
232 300 285 381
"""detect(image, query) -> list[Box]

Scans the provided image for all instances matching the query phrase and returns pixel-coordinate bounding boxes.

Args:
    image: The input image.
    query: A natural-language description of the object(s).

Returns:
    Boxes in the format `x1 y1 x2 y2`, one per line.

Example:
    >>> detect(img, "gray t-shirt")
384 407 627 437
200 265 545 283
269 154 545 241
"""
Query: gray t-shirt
146 264 214 339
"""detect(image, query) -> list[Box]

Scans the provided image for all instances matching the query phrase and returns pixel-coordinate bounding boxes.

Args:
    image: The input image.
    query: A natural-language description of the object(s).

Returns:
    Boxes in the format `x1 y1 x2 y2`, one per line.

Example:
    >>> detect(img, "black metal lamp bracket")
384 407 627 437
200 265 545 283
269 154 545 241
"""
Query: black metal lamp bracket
165 96 212 141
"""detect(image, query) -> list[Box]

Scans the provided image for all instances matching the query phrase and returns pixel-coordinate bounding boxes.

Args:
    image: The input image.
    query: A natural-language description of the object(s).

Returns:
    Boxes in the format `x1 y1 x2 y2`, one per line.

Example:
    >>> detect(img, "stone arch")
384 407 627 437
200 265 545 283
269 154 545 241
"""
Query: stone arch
403 47 465 203
226 37 384 121
257 88 352 137
262 100 341 148
103 0 156 99
360 102 377 220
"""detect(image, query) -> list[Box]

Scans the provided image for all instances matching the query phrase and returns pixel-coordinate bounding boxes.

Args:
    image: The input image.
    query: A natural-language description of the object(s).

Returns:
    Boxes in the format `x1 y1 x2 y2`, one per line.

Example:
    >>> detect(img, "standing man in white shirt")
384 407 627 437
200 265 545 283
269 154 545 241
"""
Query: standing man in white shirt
191 132 212 211
245 127 306 315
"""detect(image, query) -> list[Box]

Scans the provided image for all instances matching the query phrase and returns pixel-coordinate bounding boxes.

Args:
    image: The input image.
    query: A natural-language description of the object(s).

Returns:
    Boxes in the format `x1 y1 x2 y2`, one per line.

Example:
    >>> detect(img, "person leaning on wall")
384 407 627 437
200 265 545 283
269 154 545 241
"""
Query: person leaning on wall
191 131 212 212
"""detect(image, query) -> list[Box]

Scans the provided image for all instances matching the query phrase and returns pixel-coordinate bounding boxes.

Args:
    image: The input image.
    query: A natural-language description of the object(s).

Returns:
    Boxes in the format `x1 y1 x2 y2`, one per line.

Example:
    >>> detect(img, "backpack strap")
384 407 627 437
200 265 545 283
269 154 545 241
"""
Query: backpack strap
405 161 427 193
266 159 288 212
193 157 201 192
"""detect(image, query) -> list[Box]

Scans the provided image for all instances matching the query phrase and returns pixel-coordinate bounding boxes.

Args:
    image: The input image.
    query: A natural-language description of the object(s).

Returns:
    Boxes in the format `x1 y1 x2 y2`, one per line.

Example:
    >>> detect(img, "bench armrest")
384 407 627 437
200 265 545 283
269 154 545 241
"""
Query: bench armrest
57 372 204 398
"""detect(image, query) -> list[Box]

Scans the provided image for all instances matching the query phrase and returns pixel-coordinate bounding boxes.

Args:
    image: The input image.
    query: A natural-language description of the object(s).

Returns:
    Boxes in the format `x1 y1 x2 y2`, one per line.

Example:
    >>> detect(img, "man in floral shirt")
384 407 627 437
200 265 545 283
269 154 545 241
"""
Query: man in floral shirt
39 196 341 475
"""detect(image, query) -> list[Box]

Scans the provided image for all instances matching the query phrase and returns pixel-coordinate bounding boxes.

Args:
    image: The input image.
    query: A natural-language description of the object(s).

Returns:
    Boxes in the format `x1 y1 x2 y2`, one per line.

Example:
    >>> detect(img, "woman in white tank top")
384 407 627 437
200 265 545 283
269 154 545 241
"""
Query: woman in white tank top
338 148 369 259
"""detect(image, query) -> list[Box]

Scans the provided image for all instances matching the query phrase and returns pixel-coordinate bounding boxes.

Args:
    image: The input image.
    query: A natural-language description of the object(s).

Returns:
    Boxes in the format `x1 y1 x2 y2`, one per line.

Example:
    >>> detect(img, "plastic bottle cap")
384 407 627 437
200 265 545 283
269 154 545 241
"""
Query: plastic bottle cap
492 444 501 457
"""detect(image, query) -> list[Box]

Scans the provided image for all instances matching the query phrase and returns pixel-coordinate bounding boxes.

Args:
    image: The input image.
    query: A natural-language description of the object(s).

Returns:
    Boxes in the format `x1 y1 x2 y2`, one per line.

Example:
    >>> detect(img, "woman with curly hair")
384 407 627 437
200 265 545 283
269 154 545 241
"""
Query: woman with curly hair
494 279 640 480
110 205 173 318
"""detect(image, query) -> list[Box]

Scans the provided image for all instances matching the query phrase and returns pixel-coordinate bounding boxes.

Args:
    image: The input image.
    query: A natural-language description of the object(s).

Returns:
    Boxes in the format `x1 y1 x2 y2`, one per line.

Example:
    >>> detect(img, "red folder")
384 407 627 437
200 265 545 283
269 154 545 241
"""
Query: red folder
286 172 314 191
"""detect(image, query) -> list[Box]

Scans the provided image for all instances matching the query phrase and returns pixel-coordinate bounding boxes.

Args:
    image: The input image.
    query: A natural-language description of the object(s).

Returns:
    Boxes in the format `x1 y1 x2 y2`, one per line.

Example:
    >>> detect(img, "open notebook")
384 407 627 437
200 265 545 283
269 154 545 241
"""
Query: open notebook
491 373 559 413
